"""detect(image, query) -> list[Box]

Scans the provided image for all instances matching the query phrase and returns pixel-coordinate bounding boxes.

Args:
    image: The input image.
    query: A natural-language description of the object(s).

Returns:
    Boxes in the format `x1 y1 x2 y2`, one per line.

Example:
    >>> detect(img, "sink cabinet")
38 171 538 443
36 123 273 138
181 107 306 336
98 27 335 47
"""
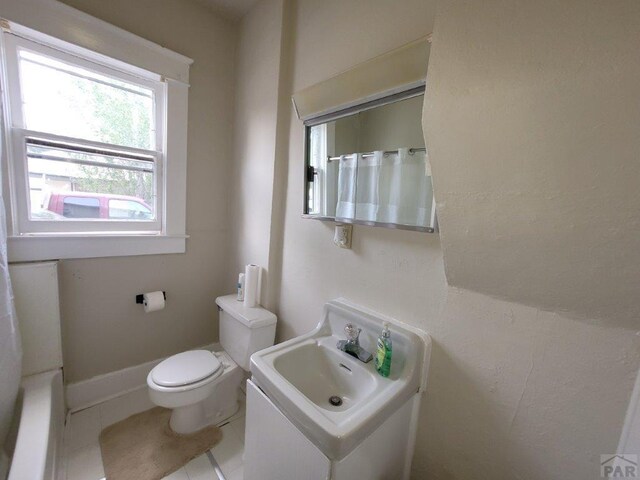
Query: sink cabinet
245 379 331 480
244 379 418 480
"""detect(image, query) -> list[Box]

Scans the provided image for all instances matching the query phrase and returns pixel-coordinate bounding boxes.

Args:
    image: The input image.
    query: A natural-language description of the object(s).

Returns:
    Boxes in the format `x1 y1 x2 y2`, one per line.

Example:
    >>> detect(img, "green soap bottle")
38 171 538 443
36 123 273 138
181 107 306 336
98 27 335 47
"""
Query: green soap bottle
375 322 392 377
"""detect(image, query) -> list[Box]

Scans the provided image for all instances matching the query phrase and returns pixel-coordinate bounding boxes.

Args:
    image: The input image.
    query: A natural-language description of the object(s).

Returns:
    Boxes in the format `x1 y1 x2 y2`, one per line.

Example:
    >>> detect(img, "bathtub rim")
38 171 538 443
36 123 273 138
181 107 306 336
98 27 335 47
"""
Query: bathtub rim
7 369 65 480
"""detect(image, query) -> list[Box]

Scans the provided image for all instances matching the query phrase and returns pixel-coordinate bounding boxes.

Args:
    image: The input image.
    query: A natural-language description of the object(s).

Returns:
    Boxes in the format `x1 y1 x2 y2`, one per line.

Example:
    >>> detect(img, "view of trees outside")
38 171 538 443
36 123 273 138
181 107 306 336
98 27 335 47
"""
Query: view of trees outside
70 72 155 204
21 50 156 205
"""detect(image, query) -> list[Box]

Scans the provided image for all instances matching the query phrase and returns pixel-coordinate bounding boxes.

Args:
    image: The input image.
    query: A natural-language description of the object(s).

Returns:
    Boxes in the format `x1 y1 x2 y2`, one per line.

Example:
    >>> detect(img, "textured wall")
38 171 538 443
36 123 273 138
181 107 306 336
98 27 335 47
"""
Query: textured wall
55 0 237 382
266 0 640 478
413 289 637 479
424 0 640 327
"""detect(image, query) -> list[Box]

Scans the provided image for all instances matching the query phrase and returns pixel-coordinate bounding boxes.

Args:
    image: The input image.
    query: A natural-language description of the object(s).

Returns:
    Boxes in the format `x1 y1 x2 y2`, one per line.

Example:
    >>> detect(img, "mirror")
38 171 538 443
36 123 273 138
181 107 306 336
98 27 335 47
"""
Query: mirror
304 88 436 232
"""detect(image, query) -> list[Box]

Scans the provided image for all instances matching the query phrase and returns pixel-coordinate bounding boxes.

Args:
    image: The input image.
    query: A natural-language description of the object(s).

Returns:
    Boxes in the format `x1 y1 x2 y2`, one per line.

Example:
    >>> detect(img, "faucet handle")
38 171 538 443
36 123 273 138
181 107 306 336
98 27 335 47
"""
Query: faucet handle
344 323 360 342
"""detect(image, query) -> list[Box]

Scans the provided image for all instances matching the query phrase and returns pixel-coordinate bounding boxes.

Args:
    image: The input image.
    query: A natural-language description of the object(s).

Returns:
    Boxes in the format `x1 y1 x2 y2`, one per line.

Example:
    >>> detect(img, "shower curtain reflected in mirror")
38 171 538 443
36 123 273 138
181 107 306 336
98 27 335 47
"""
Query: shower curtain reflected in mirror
376 148 433 226
335 154 358 219
334 148 433 227
354 151 382 222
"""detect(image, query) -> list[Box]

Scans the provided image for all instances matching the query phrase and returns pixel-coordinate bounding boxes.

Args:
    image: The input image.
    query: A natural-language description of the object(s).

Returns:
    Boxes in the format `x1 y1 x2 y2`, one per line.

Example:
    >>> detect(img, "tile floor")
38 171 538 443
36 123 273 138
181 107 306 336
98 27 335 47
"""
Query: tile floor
63 387 246 480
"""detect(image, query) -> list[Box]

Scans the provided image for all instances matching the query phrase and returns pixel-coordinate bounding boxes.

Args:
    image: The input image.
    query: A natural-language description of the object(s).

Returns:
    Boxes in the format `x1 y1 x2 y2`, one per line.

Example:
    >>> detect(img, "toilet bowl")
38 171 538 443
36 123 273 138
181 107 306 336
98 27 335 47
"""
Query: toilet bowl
147 295 277 434
147 350 237 434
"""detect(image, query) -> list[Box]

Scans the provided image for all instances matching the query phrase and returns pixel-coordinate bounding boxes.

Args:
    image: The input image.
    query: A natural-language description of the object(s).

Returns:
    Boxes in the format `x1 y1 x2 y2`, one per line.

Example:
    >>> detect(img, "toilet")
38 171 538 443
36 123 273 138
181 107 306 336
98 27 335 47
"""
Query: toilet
147 294 277 434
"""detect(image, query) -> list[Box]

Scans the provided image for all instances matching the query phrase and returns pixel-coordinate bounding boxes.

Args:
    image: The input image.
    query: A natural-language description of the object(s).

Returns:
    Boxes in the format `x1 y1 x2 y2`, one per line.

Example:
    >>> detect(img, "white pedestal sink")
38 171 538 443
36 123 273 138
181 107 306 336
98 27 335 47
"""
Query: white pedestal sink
245 298 431 480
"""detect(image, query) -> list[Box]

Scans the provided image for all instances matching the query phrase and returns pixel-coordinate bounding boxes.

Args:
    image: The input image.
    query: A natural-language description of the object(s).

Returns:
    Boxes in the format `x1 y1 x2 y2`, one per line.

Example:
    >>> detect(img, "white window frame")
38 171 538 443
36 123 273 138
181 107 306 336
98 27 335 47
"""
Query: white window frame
0 0 192 262
3 34 165 234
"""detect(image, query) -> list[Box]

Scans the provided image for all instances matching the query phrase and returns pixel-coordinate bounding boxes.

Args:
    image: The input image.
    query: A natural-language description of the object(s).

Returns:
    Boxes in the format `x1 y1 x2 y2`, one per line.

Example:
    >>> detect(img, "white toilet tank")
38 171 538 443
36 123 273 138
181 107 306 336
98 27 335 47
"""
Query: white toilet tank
215 295 277 371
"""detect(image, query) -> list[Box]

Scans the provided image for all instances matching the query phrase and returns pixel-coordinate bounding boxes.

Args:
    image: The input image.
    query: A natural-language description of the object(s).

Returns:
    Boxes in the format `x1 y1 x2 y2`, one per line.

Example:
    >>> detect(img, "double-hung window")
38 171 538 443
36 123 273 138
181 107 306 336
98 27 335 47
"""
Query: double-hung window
3 34 164 233
0 10 191 261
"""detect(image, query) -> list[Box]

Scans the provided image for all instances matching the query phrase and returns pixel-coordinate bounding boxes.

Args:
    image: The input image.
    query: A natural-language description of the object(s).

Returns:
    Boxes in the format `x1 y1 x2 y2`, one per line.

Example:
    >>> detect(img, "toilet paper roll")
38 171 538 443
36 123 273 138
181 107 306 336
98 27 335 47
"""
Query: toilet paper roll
143 291 165 313
243 264 261 308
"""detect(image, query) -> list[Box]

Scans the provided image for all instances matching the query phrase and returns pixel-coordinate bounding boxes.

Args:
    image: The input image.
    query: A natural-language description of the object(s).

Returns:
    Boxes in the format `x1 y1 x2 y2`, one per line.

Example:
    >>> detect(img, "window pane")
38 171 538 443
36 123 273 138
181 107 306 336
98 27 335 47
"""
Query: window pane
63 197 100 218
19 50 155 150
108 199 153 220
27 143 156 221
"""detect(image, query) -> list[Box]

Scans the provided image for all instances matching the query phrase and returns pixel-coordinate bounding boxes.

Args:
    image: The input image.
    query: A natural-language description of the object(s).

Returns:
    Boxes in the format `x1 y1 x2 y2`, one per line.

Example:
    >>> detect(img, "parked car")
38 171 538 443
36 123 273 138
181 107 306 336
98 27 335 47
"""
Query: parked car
30 209 66 220
44 191 153 220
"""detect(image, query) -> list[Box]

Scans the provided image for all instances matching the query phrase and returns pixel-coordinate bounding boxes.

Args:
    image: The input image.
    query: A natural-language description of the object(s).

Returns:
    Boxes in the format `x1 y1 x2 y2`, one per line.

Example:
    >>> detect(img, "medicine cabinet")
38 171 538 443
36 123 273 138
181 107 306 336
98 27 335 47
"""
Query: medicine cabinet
292 36 436 232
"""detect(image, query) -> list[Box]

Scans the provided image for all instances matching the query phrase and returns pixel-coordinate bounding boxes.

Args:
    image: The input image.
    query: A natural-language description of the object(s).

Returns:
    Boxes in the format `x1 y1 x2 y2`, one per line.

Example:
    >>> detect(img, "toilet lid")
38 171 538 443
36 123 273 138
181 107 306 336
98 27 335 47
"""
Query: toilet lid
151 350 222 387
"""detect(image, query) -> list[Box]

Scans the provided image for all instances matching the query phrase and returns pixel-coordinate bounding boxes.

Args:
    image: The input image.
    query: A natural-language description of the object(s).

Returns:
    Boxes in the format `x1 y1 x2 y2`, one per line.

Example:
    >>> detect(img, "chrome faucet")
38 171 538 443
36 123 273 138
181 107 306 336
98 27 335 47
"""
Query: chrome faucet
337 323 373 363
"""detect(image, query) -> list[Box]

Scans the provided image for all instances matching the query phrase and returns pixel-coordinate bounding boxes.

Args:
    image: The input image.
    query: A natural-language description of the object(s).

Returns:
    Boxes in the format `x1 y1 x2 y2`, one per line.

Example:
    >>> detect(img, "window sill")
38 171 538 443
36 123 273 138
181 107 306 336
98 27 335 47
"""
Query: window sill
8 233 188 262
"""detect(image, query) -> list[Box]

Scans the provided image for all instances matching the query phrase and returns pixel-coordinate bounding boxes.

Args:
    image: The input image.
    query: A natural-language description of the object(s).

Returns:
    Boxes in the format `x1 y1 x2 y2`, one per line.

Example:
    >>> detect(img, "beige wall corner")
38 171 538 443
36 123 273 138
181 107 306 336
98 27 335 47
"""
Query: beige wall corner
229 0 286 308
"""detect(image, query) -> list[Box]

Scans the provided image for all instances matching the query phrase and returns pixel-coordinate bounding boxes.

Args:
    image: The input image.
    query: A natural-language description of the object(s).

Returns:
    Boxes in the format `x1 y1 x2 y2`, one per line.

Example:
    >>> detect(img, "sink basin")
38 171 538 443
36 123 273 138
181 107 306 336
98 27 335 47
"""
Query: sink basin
250 298 431 460
273 340 377 413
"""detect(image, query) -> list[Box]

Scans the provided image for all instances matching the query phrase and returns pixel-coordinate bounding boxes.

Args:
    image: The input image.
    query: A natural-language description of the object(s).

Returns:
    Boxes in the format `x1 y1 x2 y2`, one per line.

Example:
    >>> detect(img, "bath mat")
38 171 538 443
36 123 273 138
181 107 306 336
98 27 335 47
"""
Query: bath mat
99 407 222 480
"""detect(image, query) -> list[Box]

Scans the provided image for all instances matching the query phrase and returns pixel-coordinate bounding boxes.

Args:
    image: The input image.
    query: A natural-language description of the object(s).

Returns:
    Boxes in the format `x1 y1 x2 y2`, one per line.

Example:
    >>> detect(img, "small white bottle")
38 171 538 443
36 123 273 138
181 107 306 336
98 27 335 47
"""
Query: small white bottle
237 273 245 301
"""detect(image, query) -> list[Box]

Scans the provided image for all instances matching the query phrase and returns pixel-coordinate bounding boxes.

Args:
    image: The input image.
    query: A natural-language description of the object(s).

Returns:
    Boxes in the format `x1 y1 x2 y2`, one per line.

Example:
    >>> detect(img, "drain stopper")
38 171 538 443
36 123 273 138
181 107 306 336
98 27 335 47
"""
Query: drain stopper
329 395 343 407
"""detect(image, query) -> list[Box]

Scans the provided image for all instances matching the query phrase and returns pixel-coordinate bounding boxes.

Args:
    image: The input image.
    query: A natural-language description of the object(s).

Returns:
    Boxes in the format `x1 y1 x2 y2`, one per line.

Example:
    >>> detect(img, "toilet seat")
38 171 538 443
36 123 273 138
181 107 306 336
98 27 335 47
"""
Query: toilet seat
151 350 222 388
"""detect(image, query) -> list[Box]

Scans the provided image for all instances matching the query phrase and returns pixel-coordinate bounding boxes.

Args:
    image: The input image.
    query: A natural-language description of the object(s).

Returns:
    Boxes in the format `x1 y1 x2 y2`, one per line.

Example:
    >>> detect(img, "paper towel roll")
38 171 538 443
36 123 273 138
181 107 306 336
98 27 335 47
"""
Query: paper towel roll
143 291 165 313
243 264 261 308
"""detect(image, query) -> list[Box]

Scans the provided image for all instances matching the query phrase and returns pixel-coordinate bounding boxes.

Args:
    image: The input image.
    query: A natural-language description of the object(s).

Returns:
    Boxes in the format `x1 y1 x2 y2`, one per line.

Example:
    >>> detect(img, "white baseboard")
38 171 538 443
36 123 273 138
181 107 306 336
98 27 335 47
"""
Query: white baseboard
65 343 219 412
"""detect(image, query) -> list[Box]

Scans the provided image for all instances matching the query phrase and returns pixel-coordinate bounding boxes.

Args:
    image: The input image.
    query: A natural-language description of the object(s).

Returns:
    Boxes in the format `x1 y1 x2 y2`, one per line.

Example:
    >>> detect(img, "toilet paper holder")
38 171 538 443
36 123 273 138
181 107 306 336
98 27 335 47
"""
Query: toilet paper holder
136 291 167 304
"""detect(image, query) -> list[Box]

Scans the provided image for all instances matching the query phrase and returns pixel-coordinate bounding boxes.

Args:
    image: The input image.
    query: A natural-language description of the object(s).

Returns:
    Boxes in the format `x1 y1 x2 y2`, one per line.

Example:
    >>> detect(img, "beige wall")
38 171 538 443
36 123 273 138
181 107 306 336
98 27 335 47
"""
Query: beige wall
244 0 640 478
57 0 237 382
425 0 640 327
417 2 640 473
414 289 637 479
229 0 284 304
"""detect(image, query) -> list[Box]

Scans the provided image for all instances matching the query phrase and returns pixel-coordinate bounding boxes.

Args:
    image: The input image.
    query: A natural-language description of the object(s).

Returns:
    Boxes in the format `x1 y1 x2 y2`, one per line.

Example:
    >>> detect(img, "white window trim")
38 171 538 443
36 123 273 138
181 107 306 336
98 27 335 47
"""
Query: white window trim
0 0 193 262
3 34 166 234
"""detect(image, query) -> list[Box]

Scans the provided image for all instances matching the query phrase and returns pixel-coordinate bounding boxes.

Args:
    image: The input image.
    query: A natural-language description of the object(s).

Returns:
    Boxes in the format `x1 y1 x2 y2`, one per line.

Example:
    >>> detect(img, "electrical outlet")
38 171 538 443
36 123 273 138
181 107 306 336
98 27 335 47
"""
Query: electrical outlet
333 224 352 249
